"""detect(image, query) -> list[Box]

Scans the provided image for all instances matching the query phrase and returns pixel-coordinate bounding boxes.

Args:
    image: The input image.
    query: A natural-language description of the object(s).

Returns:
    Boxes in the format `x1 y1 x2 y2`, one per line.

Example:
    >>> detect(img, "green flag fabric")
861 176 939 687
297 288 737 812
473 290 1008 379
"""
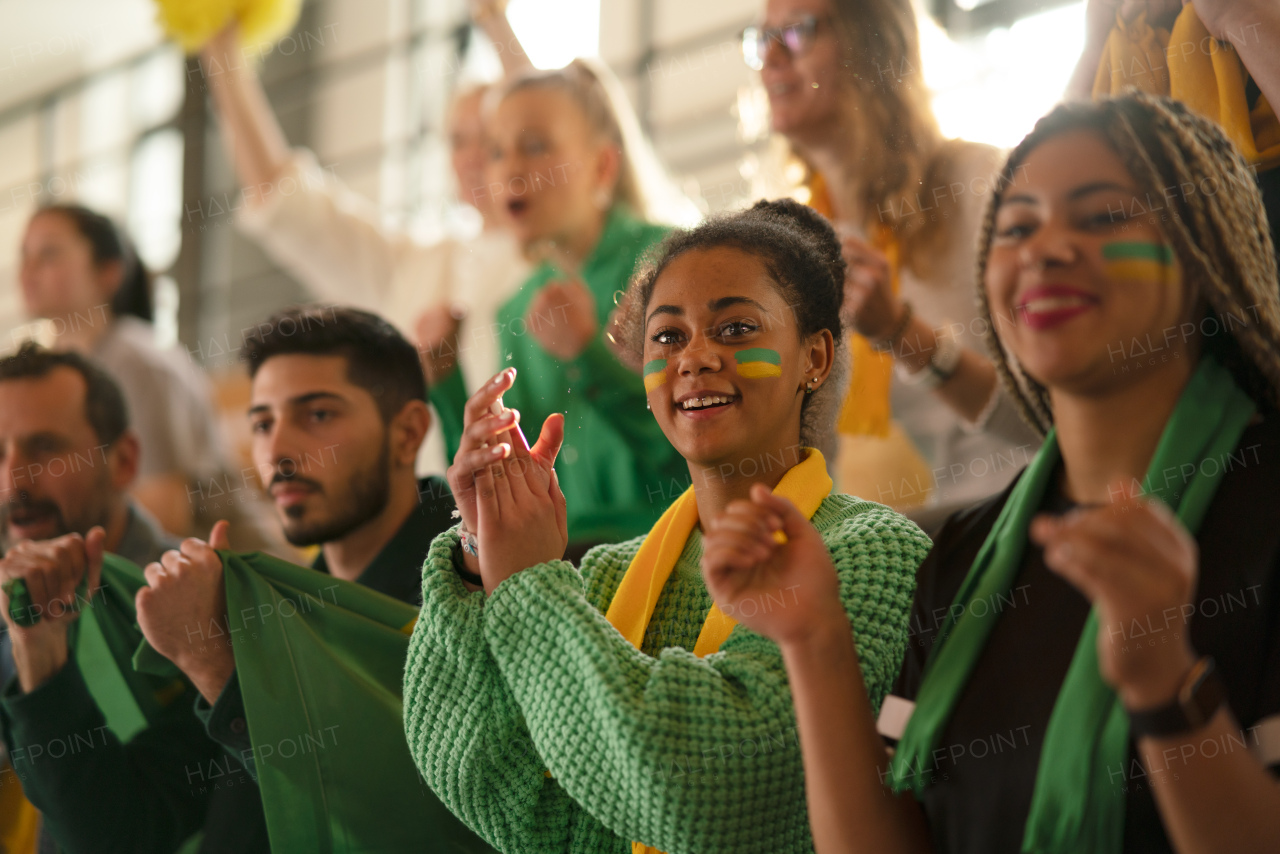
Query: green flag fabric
217 550 495 854
8 550 494 853
48 555 187 741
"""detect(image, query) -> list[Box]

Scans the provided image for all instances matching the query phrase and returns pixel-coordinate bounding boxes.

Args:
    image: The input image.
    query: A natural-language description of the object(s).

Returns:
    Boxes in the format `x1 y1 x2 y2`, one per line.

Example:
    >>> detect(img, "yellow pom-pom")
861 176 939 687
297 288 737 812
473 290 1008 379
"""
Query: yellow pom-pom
153 0 303 55
236 0 305 50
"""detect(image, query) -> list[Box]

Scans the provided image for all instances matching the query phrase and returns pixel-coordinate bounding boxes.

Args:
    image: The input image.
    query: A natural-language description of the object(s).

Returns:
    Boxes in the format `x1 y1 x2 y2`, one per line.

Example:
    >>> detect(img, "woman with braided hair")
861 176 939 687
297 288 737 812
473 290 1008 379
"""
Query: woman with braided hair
403 198 931 853
702 92 1280 853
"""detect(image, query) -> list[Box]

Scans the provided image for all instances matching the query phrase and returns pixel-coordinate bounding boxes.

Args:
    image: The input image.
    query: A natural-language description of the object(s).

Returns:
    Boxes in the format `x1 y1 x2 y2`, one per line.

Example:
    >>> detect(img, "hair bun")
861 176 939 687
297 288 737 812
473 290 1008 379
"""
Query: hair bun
745 197 845 286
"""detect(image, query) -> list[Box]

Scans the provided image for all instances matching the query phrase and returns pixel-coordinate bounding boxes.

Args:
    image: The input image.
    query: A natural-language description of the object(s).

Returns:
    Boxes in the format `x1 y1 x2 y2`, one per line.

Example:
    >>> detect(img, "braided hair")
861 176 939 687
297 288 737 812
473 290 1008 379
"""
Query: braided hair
619 198 849 448
975 92 1280 436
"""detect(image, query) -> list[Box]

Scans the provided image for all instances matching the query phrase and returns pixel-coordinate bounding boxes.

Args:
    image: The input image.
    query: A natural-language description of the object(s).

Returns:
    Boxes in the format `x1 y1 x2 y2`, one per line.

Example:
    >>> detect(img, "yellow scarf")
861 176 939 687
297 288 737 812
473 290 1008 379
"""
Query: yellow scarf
0 767 39 854
806 175 900 437
604 449 833 854
1093 4 1280 171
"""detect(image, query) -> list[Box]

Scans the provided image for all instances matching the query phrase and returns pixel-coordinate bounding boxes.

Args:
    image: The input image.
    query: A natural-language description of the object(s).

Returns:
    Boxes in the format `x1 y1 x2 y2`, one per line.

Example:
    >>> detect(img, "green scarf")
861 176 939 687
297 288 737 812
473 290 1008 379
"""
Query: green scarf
889 354 1256 853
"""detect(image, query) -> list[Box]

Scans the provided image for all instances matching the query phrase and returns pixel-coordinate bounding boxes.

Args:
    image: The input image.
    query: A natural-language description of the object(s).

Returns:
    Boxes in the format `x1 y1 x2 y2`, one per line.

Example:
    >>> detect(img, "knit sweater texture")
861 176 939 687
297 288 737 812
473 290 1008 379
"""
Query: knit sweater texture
403 493 930 854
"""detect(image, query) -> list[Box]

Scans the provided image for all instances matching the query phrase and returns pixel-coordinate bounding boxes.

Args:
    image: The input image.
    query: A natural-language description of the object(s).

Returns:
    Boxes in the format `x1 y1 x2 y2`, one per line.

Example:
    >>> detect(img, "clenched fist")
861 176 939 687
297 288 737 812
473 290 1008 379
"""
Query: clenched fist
136 521 236 704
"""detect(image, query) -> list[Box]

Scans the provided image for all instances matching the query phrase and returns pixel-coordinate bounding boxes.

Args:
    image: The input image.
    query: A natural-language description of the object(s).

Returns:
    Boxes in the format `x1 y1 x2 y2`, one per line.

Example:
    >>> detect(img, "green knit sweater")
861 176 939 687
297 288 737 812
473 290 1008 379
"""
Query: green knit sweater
403 494 931 854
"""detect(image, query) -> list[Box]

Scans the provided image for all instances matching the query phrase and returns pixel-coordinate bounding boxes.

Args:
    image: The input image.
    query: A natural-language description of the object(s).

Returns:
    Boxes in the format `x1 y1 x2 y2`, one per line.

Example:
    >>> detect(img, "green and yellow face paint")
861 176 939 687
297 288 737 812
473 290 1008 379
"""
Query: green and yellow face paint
643 359 668 393
1102 241 1177 285
734 347 782 379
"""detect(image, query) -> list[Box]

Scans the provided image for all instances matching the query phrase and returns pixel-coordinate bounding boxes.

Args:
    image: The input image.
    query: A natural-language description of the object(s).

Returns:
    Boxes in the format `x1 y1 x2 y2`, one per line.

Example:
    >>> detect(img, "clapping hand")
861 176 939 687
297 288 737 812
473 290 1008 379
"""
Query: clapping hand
446 368 567 592
701 485 846 647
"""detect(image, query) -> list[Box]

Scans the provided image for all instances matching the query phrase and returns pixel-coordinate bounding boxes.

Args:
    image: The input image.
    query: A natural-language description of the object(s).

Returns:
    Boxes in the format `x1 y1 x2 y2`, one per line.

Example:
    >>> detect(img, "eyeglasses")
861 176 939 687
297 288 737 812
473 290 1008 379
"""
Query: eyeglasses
741 14 825 71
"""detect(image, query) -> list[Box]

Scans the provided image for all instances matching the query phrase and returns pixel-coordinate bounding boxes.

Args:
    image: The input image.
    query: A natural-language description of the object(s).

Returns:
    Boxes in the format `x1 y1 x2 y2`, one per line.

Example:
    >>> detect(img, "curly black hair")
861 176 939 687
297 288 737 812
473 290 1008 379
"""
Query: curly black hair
618 198 849 447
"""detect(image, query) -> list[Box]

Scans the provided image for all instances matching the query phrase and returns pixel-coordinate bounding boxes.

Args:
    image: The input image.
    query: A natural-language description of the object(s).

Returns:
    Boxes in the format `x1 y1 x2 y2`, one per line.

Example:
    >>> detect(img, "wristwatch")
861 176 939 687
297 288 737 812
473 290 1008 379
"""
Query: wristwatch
1128 656 1227 739
896 331 961 390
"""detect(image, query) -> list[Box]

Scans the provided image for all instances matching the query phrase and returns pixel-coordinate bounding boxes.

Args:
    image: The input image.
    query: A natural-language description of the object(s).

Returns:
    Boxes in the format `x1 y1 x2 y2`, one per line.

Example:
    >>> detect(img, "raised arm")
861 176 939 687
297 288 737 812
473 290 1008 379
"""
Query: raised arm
469 0 534 77
1032 487 1280 854
201 24 291 195
1196 0 1280 112
403 530 597 853
1065 0 1125 101
701 486 933 854
199 23 432 310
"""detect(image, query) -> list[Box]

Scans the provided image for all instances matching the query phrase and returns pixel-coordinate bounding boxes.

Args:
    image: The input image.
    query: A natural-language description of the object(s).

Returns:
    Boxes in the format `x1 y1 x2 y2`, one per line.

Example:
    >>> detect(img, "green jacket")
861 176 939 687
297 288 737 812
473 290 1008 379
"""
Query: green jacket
403 494 931 854
430 207 684 544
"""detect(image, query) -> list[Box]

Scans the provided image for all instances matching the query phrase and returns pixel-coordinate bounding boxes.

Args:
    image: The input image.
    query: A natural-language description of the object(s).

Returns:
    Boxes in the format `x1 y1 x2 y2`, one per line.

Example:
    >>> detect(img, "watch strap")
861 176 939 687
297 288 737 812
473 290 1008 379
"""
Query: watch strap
1128 656 1227 739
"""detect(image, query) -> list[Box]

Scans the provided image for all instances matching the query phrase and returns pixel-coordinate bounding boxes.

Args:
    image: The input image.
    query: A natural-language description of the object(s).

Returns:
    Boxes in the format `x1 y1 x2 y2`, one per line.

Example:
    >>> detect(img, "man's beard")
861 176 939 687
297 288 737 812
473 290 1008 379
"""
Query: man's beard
277 440 393 548
0 484 110 555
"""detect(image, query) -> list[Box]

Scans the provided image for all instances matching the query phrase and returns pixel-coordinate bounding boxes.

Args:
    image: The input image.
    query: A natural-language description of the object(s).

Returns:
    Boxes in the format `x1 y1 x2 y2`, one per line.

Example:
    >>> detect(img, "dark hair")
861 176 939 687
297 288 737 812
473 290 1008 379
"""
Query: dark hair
0 342 130 445
243 306 427 423
619 198 849 445
975 93 1280 435
37 204 152 322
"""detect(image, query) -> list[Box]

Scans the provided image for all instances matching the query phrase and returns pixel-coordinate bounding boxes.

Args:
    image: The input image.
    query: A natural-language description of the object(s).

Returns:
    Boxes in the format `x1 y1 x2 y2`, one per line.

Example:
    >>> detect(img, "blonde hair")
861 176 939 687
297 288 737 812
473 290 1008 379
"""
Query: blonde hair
975 93 1280 436
494 58 698 226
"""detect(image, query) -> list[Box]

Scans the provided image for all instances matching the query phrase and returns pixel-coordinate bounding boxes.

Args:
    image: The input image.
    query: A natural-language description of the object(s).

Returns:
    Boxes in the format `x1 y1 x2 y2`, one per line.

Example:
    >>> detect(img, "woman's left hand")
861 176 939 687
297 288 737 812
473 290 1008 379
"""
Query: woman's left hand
701 484 846 647
528 279 599 361
1030 482 1200 711
840 234 902 342
474 413 569 594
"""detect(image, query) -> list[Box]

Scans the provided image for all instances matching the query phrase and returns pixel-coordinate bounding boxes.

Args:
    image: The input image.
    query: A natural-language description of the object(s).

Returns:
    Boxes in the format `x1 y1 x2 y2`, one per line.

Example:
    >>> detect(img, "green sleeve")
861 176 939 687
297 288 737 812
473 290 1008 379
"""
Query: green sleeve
481 506 929 854
0 660 217 854
192 671 257 781
429 366 468 463
402 528 625 854
570 335 674 458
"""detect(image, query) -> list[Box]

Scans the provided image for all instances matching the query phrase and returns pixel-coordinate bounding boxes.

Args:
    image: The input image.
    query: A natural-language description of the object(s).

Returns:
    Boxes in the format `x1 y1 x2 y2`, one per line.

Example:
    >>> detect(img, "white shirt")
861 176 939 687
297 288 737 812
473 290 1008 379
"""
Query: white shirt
236 149 529 474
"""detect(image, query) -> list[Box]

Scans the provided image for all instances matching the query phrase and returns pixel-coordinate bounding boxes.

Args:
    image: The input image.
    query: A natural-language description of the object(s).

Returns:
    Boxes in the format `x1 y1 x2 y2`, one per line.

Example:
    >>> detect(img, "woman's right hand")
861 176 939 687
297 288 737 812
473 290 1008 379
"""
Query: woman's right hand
840 234 902 342
445 369 566 567
701 484 847 647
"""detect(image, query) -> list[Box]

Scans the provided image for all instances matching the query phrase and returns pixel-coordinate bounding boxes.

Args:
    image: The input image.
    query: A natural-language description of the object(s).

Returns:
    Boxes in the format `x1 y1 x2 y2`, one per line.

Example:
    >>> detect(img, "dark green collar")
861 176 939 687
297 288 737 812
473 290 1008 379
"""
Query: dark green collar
311 476 454 606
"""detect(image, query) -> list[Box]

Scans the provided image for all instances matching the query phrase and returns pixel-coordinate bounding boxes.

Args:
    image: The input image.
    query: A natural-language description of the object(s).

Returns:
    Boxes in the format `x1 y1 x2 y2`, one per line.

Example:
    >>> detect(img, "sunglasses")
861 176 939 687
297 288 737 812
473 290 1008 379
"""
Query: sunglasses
741 14 826 71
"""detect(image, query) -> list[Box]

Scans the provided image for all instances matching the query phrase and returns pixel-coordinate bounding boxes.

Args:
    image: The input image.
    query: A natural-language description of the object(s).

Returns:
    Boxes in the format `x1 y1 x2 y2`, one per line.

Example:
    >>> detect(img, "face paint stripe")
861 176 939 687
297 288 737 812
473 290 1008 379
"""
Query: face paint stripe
1104 259 1170 282
734 347 782 378
1101 241 1175 265
737 362 783 379
733 348 782 365
643 359 668 393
